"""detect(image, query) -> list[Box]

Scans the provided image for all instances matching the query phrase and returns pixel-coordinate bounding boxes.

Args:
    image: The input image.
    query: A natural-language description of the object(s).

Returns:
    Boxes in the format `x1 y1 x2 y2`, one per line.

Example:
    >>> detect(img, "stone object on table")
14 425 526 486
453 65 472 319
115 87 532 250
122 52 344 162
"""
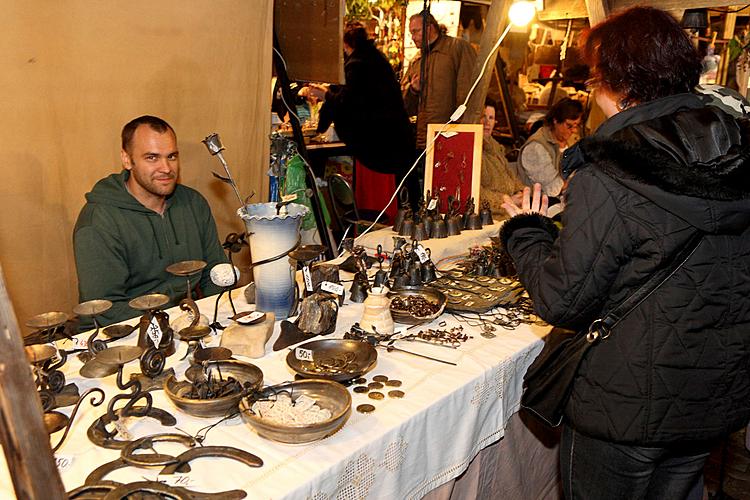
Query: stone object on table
297 292 339 335
311 263 343 305
171 312 209 334
244 282 255 304
220 313 275 358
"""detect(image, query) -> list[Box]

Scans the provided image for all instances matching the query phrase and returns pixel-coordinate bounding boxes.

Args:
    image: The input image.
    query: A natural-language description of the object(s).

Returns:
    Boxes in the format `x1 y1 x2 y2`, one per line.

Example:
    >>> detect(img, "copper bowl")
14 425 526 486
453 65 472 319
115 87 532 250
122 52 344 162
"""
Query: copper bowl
239 379 351 444
163 360 263 418
286 339 377 382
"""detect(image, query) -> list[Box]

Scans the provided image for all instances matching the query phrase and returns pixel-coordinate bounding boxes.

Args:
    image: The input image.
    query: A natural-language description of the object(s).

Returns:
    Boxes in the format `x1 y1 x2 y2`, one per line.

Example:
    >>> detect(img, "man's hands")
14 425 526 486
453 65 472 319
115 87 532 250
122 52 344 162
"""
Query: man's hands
502 183 548 218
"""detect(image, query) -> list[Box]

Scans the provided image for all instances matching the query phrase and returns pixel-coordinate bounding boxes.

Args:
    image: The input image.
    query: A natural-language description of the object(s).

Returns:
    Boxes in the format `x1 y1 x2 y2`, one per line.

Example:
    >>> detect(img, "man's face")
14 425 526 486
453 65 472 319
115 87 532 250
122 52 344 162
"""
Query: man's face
410 18 436 49
121 125 179 202
481 106 496 137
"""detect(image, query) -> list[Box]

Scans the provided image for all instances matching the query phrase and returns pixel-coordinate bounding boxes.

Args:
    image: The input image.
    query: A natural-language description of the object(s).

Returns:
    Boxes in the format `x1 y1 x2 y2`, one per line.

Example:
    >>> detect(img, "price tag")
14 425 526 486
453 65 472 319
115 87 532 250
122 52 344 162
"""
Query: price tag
427 198 438 210
57 336 88 351
236 311 265 325
147 317 163 349
302 266 313 292
150 473 194 488
55 454 74 473
320 281 345 296
294 394 317 411
112 418 133 441
281 193 299 202
295 347 314 362
415 245 429 264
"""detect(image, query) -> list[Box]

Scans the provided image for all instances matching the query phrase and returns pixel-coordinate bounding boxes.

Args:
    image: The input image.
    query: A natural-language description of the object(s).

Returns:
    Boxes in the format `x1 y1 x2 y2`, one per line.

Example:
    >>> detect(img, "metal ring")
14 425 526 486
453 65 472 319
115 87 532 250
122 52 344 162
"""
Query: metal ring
121 433 197 467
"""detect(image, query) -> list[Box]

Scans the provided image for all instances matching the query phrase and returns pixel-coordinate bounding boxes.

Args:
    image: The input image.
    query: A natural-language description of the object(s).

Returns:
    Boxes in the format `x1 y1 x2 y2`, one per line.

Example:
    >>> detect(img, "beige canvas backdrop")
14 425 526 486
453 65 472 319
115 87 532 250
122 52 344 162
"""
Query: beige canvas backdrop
0 1 273 332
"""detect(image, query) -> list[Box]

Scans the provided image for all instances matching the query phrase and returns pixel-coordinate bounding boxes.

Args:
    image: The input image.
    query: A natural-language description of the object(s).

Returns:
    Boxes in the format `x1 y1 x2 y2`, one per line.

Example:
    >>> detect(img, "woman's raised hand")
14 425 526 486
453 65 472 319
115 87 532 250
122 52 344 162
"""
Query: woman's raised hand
502 183 548 218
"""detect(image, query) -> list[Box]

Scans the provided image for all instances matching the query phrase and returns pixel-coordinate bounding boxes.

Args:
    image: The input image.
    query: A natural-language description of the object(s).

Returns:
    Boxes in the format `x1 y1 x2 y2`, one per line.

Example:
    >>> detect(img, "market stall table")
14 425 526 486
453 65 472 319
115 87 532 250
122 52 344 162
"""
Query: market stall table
0 286 556 499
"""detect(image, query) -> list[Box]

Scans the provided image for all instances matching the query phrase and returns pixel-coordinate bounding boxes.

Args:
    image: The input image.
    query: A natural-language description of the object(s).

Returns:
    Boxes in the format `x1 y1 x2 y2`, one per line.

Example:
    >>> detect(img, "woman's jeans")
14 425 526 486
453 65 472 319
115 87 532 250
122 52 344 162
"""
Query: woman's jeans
560 425 710 499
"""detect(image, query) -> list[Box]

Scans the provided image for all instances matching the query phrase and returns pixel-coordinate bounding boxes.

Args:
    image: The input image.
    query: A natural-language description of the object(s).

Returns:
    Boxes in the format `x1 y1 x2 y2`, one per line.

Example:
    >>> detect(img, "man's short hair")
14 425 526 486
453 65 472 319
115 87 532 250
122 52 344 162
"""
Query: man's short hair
121 115 175 153
410 10 440 31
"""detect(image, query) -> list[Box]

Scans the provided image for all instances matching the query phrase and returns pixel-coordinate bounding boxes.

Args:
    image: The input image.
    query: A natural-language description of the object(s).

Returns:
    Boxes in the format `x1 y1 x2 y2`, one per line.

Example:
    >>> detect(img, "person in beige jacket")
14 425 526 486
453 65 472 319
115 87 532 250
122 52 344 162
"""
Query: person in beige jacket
402 11 477 150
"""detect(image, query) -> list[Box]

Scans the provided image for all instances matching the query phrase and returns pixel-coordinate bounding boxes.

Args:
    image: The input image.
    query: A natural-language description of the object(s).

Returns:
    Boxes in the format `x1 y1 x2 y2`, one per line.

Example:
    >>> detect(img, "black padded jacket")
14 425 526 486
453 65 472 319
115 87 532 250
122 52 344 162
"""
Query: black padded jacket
500 93 750 445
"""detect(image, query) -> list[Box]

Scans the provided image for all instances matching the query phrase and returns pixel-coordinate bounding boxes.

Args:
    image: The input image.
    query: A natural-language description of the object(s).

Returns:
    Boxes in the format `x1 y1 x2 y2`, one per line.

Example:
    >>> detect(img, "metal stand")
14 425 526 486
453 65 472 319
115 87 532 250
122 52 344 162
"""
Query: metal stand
272 31 336 260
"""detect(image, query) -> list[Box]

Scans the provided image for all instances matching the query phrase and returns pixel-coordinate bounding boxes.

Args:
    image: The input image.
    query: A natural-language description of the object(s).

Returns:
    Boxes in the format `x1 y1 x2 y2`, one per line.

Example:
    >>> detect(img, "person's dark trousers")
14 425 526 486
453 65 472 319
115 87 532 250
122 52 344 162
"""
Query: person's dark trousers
560 425 710 499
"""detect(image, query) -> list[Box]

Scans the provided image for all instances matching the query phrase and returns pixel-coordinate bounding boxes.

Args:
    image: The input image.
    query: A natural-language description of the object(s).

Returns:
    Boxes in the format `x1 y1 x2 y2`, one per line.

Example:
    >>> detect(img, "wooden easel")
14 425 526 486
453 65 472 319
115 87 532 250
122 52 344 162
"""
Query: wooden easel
0 262 65 498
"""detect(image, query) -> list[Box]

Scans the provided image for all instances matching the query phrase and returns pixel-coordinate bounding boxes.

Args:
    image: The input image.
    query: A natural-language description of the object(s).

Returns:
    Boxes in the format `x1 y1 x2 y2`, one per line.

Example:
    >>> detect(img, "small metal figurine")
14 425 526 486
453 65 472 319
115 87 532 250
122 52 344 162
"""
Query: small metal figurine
480 200 493 226
345 240 370 303
373 244 389 288
393 186 411 233
462 197 476 229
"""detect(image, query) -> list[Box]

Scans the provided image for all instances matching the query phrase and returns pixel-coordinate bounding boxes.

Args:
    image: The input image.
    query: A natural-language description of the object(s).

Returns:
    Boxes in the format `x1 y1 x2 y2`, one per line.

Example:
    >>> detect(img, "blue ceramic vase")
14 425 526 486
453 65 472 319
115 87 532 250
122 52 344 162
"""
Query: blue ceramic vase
239 203 308 319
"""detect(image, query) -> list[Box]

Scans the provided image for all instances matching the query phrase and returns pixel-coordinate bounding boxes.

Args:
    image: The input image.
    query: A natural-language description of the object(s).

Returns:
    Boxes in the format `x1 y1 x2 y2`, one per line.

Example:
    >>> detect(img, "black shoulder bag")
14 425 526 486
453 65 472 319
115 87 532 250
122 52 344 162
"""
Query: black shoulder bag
520 232 704 427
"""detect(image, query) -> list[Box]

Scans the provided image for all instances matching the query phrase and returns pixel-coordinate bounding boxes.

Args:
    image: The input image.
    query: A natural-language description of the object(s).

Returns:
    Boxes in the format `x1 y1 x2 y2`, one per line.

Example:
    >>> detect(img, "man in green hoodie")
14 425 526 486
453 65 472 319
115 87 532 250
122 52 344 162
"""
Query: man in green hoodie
73 115 228 326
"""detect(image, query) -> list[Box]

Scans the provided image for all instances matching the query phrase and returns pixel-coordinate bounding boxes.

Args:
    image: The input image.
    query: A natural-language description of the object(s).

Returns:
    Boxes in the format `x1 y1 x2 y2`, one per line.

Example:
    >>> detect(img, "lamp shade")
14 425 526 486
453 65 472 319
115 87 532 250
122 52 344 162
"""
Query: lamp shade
681 9 708 30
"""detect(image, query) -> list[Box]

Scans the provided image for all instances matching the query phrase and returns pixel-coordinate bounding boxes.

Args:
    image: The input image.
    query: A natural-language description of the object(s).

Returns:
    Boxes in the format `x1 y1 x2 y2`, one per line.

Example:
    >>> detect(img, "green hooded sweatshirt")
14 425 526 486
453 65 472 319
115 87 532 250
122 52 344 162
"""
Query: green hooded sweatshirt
73 170 228 326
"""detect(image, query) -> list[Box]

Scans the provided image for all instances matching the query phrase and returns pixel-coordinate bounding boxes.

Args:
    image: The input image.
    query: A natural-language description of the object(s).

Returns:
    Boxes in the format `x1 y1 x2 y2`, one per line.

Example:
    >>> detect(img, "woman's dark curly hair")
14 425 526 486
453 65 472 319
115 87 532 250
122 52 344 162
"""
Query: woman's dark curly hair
582 6 702 106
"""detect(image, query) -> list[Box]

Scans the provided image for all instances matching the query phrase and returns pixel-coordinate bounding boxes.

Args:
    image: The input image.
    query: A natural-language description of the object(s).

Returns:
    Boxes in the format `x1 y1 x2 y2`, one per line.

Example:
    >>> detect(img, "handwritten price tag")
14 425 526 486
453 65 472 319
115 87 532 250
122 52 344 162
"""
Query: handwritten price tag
58 336 88 351
415 245 429 264
55 455 74 473
302 266 313 292
427 198 438 211
147 317 163 349
144 473 194 488
320 281 344 296
281 193 299 202
295 347 314 362
112 418 133 441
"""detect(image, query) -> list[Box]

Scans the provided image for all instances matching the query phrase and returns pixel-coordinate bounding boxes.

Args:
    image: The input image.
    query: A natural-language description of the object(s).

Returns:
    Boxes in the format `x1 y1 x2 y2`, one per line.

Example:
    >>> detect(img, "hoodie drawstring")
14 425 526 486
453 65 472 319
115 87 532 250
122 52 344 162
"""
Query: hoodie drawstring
147 216 163 259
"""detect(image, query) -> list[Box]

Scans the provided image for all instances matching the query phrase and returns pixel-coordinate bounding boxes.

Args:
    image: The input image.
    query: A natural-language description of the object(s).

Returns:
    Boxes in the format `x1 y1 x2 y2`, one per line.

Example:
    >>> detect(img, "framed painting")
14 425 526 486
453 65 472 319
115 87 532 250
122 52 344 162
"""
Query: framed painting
424 123 483 213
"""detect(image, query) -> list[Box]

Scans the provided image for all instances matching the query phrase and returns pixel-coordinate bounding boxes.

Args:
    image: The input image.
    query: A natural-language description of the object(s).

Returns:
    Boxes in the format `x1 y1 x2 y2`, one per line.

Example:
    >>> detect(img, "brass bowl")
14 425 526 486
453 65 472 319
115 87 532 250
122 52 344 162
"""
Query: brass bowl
239 379 351 444
163 360 263 418
388 286 447 325
286 339 377 382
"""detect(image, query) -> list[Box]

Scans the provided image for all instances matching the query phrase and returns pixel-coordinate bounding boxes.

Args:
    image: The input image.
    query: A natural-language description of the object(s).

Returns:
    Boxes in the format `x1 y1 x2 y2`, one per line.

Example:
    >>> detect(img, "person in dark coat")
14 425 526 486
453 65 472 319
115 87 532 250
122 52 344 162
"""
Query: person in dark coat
315 22 418 205
500 7 750 499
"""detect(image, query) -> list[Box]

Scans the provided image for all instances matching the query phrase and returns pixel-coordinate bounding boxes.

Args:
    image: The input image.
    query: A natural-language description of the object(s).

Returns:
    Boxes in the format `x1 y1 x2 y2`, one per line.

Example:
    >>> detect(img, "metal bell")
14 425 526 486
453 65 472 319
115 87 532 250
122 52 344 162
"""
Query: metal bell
393 208 408 233
399 219 415 238
421 261 437 283
413 222 429 241
446 217 462 236
349 278 369 303
466 213 483 230
480 207 493 226
373 269 389 288
431 219 447 239
393 272 410 288
423 215 433 236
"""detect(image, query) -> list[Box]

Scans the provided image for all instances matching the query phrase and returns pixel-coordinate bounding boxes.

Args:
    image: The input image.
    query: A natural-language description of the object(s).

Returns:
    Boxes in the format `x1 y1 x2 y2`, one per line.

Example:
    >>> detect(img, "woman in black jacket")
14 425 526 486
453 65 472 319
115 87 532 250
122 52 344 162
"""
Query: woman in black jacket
501 7 750 499
315 23 418 205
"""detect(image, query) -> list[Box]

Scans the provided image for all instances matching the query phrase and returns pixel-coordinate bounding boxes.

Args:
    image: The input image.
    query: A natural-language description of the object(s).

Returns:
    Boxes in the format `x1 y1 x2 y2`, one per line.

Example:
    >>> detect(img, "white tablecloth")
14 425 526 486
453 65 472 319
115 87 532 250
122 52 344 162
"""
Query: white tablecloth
355 223 502 265
0 287 549 499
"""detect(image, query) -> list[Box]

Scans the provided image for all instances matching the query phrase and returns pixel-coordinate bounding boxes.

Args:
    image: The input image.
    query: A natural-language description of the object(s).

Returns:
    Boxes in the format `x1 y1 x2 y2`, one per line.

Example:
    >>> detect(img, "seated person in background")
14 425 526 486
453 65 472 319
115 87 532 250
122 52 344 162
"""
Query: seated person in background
518 98 583 198
479 99 524 216
74 115 228 326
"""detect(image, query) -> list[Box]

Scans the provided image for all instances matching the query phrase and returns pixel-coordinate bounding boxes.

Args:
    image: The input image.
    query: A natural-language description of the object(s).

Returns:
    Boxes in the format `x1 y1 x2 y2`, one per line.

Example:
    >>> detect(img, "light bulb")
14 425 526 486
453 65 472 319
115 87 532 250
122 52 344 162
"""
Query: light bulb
509 1 536 27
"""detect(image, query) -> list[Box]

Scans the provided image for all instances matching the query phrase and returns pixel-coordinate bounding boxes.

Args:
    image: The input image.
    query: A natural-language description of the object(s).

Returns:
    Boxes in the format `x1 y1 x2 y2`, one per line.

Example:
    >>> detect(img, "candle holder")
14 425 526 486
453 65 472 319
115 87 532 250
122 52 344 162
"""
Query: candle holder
128 293 176 391
73 299 113 362
83 345 175 449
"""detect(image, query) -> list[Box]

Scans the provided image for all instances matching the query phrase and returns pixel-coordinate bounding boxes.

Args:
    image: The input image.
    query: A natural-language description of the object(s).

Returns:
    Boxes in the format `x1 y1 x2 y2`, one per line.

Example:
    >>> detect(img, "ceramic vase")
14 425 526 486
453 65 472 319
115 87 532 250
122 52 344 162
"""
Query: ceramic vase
239 202 308 319
360 286 394 335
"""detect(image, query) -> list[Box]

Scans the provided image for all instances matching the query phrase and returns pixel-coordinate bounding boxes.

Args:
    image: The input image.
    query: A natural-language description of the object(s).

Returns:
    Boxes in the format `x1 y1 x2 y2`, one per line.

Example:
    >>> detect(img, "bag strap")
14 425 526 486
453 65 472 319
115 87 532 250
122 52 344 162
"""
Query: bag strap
587 231 704 342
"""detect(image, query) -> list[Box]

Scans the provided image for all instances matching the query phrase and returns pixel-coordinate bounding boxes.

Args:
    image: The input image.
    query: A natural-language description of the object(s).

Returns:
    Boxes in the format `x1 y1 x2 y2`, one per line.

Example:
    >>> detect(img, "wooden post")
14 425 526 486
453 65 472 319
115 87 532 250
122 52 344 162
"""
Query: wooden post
584 0 610 26
462 0 509 124
0 263 66 498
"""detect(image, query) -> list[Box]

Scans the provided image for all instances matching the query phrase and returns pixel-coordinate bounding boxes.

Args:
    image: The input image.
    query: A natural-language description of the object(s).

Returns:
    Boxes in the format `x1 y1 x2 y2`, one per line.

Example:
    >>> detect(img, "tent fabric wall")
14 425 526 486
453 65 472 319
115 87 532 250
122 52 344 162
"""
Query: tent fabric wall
0 1 273 331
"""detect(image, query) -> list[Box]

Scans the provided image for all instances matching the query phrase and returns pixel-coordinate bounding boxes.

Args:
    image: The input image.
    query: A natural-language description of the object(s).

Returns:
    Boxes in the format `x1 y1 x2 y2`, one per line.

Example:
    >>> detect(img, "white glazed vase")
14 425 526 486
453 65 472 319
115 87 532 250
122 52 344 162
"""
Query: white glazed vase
239 202 308 320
